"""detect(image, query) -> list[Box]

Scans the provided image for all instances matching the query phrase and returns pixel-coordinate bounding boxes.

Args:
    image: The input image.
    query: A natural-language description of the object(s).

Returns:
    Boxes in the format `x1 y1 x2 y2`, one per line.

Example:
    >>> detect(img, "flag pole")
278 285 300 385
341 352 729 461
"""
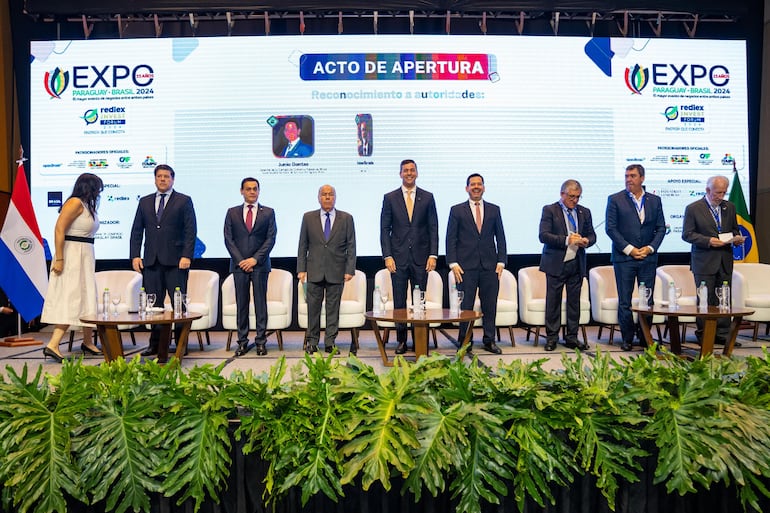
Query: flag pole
0 148 42 346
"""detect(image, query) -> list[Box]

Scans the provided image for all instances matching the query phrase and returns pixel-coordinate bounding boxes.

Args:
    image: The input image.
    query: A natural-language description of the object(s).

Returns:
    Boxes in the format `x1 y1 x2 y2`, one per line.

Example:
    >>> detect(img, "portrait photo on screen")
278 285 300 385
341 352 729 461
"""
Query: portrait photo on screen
356 114 373 157
272 115 314 158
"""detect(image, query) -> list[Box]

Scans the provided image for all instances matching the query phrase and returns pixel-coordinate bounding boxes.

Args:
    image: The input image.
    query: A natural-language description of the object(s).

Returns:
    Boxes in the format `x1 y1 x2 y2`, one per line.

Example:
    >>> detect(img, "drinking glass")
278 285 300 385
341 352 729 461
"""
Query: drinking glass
716 287 725 309
111 293 121 316
674 288 682 309
641 288 652 310
145 293 157 314
182 293 191 317
379 290 388 311
456 290 465 310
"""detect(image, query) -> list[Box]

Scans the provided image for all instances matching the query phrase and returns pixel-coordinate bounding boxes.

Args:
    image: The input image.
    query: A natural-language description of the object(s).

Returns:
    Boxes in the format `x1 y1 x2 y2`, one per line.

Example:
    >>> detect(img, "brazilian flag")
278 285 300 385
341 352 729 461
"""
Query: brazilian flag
729 167 759 262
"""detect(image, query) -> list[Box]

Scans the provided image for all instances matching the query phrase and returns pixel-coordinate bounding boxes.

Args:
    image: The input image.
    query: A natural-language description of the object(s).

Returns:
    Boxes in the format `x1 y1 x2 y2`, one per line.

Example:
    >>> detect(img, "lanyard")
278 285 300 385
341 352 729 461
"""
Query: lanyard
707 199 721 232
560 203 577 232
629 192 645 220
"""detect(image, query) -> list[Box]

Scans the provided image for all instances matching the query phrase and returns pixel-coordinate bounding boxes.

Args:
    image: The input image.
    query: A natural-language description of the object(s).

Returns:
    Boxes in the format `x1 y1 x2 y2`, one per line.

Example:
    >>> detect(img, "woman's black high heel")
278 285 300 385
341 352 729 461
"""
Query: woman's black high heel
42 347 64 363
81 343 101 355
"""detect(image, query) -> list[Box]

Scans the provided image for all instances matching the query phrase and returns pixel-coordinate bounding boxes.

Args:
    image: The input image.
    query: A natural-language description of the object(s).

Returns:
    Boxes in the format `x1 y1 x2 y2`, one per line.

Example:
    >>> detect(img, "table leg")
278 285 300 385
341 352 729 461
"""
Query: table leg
174 320 192 361
667 316 682 355
460 322 475 351
700 319 717 357
98 325 124 362
157 324 172 363
637 313 654 348
723 316 744 356
369 319 391 367
414 325 428 360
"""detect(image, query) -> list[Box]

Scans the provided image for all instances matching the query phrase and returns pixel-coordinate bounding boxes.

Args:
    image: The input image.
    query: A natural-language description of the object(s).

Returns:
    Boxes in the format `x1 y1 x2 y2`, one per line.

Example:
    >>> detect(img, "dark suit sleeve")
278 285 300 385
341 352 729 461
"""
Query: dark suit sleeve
223 209 243 262
344 214 357 276
582 208 597 248
297 213 309 273
129 200 147 259
445 206 459 265
493 205 507 262
379 193 393 259
649 196 666 251
539 205 565 248
253 209 277 265
682 203 711 249
180 195 197 259
427 193 439 257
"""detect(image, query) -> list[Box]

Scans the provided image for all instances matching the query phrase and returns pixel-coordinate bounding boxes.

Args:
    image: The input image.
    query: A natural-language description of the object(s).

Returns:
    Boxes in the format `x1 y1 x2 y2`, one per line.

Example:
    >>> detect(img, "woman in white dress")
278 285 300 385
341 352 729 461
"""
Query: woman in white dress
41 173 103 362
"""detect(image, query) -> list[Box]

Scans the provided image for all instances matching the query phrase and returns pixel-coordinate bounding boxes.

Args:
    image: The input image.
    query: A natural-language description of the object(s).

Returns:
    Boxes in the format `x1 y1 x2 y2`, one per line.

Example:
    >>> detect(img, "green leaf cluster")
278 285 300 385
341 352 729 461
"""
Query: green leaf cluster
1 348 770 513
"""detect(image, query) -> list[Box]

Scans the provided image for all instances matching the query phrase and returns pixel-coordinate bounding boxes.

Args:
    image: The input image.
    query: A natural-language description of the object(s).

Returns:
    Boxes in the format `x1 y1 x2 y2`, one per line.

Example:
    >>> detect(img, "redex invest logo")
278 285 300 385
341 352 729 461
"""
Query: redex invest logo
44 67 70 99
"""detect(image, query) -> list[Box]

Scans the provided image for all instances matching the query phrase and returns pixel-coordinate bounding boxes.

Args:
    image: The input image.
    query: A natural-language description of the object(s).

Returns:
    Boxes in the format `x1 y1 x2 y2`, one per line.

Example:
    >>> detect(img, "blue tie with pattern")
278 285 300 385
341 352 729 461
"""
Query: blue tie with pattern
324 212 331 241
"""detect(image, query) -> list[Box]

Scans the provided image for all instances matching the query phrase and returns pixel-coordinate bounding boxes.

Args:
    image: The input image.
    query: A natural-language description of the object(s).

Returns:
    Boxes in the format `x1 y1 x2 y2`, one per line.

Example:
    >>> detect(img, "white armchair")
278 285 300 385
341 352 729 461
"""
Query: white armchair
221 269 294 350
85 270 143 350
372 269 443 347
298 269 366 348
732 263 770 340
656 265 697 341
161 270 219 350
447 269 518 345
517 266 589 346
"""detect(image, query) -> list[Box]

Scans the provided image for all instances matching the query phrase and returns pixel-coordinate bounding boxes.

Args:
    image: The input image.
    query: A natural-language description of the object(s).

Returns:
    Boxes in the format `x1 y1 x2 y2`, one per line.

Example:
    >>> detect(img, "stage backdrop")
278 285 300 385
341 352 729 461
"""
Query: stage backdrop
28 35 749 259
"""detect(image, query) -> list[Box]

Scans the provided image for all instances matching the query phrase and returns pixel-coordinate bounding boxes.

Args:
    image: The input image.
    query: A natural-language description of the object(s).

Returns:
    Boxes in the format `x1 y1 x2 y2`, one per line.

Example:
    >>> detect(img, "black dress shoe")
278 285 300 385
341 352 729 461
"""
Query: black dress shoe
620 341 633 351
564 341 578 349
306 344 318 354
81 343 101 355
43 347 64 363
575 343 589 351
234 342 251 357
255 344 267 356
544 340 557 352
349 342 357 356
395 342 407 354
141 346 158 357
482 342 502 355
324 344 336 354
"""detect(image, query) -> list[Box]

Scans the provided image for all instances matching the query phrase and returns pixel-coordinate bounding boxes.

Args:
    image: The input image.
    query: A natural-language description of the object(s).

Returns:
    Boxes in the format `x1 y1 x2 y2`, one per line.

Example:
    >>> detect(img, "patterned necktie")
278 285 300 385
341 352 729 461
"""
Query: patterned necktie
475 202 482 233
406 190 414 221
246 204 254 233
324 212 331 241
156 193 166 223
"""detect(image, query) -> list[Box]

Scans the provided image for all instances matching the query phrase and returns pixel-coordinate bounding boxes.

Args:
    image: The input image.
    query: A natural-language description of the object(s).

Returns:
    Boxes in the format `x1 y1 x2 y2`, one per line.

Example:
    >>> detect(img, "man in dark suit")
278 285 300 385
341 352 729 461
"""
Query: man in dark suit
357 121 372 157
380 159 439 354
682 175 745 344
446 173 507 355
280 119 313 158
297 184 356 354
538 179 596 352
605 164 666 351
130 164 197 357
224 177 277 357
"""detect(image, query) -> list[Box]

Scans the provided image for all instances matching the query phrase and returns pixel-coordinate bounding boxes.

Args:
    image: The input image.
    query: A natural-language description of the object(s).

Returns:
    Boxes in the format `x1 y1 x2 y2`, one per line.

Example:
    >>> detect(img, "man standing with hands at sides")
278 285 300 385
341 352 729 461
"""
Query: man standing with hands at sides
380 159 439 355
297 185 357 355
539 179 596 352
130 164 197 358
682 175 745 346
606 164 666 351
224 178 277 357
446 173 507 355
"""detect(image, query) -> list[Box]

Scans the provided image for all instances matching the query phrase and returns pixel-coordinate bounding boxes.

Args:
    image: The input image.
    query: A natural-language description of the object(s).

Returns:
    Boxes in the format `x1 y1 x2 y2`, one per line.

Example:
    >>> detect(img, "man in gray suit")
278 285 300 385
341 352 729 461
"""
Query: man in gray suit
682 175 745 344
224 177 276 357
297 184 357 354
538 179 596 352
130 164 197 358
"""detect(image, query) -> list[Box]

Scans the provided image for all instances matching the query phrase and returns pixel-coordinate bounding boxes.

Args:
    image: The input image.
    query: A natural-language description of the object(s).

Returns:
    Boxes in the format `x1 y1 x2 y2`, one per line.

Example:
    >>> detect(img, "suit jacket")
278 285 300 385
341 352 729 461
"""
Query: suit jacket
297 209 356 284
379 187 439 266
538 202 596 277
130 190 197 266
605 190 666 263
224 203 277 274
446 200 506 271
682 197 740 275
282 140 313 158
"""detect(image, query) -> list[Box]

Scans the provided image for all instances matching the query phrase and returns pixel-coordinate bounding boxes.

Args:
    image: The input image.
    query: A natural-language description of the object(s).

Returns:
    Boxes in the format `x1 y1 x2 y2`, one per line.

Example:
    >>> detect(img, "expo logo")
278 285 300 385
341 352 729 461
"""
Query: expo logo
625 63 729 94
44 64 154 97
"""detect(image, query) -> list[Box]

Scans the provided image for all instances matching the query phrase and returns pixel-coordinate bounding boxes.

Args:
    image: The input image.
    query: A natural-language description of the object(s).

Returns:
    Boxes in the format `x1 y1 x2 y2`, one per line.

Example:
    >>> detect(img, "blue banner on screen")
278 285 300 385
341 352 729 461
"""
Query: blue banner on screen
28 35 750 259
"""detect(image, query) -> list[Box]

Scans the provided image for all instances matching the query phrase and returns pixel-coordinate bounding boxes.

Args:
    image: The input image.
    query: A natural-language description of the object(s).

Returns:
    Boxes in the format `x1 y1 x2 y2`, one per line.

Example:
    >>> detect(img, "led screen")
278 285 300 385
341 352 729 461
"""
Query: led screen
29 35 750 259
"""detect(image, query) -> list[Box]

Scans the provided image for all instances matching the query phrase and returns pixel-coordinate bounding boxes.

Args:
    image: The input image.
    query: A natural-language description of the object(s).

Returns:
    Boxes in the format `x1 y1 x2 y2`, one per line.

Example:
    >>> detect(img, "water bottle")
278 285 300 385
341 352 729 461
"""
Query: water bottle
697 281 708 312
173 287 183 317
449 284 459 314
373 285 382 314
721 281 730 309
638 282 647 310
668 281 677 310
102 288 110 318
139 287 147 318
413 284 423 312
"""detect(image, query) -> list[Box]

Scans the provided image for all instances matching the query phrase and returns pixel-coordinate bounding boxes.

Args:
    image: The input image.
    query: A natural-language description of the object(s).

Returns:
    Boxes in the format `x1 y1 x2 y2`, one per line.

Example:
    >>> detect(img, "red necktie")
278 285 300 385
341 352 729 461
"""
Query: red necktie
475 202 482 233
246 204 254 232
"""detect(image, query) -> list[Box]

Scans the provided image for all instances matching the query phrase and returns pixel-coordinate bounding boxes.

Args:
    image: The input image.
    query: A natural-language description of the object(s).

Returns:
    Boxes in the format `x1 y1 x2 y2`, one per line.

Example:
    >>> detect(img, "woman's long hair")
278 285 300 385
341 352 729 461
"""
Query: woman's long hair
69 173 103 217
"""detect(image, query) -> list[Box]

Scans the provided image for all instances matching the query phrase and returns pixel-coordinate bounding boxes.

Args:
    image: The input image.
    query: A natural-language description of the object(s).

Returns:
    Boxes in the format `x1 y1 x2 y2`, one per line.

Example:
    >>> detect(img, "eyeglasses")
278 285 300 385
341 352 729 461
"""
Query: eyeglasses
562 193 582 201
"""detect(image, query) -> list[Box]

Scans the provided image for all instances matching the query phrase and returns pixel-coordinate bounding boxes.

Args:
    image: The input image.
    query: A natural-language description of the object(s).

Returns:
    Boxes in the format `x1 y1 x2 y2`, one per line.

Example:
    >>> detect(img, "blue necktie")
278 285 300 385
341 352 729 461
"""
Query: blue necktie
323 212 331 241
156 193 166 223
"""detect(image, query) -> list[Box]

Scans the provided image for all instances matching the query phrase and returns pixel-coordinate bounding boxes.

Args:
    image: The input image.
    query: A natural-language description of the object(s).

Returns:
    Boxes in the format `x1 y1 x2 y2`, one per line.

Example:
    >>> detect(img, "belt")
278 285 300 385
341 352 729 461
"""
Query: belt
64 235 94 244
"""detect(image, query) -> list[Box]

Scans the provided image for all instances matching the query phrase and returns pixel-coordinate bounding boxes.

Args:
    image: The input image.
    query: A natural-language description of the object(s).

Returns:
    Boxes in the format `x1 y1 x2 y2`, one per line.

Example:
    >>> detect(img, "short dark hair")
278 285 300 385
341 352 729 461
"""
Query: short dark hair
241 177 260 189
625 164 645 177
466 173 484 186
400 159 416 171
154 164 175 178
